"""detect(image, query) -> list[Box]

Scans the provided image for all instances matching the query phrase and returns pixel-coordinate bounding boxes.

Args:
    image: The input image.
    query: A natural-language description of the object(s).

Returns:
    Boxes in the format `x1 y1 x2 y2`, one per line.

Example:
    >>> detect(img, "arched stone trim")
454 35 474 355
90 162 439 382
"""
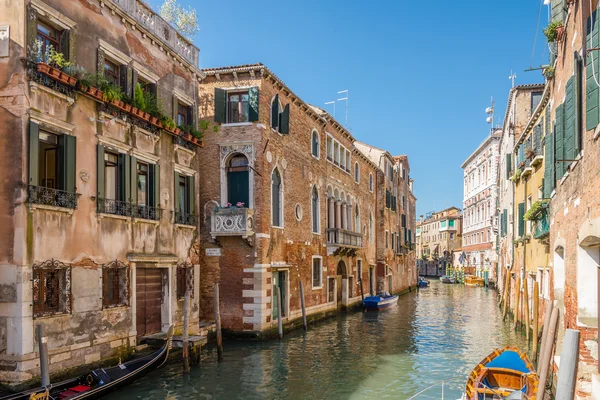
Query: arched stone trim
270 163 284 228
311 184 320 234
203 200 220 225
219 143 254 209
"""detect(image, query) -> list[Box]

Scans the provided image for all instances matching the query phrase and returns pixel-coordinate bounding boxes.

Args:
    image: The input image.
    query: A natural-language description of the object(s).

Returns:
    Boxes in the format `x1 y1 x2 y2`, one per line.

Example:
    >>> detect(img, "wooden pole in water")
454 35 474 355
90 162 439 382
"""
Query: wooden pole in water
37 324 50 387
514 276 520 330
538 300 554 367
276 285 283 339
502 269 510 320
537 306 559 395
182 288 190 374
213 283 223 361
524 277 530 341
299 280 307 331
532 281 539 362
555 329 580 400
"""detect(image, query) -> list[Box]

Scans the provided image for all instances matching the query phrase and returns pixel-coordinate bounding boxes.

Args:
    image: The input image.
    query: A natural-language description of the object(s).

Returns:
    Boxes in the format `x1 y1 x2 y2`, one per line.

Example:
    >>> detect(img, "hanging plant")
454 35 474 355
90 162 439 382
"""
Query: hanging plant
525 147 535 159
523 200 549 221
543 66 555 79
510 168 523 182
544 20 564 43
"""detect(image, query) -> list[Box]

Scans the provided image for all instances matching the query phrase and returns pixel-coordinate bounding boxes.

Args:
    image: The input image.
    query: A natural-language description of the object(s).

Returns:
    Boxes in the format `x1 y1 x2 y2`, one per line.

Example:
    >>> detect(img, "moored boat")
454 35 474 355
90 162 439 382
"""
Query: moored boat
363 294 398 310
464 275 485 287
464 346 538 399
1 327 173 400
418 277 429 288
439 275 455 284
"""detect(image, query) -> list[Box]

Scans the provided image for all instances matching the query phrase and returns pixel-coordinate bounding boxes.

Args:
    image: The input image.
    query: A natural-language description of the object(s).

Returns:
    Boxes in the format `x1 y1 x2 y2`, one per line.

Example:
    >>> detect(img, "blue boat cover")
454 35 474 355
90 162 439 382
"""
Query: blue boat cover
486 350 530 373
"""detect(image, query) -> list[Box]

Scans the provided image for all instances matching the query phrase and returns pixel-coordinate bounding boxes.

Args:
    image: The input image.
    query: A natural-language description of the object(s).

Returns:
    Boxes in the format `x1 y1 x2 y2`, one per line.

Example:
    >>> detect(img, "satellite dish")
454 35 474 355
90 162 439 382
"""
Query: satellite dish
485 107 494 114
486 116 493 124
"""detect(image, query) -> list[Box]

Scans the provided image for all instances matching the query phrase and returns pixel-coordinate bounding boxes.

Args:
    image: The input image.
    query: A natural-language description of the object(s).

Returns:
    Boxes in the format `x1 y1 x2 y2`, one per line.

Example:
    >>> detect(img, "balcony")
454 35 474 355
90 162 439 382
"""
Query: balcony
28 185 77 209
97 198 134 217
533 210 550 239
174 211 197 226
326 228 363 248
211 208 254 238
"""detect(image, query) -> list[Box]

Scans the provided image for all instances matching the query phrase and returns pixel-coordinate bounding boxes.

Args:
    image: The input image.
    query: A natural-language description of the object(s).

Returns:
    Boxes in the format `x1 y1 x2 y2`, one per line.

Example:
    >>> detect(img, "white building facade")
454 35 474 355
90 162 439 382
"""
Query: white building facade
461 130 501 276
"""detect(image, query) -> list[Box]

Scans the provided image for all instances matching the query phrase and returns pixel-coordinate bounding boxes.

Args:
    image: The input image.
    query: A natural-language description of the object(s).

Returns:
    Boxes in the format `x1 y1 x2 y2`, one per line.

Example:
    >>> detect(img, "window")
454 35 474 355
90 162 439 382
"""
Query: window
357 260 363 283
312 257 323 288
176 263 194 299
102 260 129 308
326 136 332 160
391 233 395 250
333 142 339 164
272 168 283 227
340 148 346 169
369 173 373 192
354 205 360 234
104 152 119 201
135 161 160 220
312 186 320 233
386 231 389 248
32 260 71 318
228 92 249 123
177 102 191 127
137 162 149 206
354 162 360 183
174 173 195 225
227 154 250 207
214 87 259 124
402 195 405 209
346 150 351 172
104 59 120 88
36 21 61 57
312 130 320 158
28 122 77 208
531 91 543 115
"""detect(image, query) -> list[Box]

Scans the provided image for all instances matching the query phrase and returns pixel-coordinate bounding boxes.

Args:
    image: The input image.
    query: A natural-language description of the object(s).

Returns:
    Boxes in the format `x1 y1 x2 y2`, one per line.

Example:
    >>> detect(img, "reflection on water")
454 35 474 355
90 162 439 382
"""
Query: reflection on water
105 282 528 399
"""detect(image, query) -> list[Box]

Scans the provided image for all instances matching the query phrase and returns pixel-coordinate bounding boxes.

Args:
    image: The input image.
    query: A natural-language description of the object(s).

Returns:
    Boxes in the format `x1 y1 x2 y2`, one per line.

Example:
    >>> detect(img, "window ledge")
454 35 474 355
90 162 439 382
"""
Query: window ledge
102 305 130 312
97 213 131 221
559 171 570 186
312 232 321 236
312 154 320 161
134 218 160 225
222 122 253 127
30 81 75 105
312 285 323 290
29 203 75 215
33 312 70 321
271 225 284 230
175 223 196 230
594 124 600 141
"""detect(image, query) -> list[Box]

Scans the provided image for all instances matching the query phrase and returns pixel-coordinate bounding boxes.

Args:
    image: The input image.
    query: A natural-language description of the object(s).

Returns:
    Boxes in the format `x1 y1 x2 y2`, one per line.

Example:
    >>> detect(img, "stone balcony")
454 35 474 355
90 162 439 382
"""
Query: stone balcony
210 208 254 238
109 0 199 67
326 228 363 248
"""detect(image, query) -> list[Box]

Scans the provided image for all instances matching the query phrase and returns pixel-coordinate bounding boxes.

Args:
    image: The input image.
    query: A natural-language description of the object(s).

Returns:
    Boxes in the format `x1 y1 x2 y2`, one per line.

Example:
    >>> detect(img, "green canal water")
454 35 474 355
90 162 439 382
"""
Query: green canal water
105 281 528 399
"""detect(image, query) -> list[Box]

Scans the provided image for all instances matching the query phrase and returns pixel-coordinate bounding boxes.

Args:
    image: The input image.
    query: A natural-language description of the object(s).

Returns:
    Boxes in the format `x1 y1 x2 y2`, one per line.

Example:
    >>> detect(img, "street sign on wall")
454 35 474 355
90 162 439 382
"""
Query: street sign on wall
205 248 221 257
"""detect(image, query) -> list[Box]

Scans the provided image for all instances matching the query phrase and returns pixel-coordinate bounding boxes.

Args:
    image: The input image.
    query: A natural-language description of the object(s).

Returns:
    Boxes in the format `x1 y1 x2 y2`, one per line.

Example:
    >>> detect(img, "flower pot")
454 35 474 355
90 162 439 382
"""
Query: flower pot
85 86 97 96
157 121 163 128
136 109 145 118
150 116 158 124
63 73 77 86
110 99 121 109
142 112 150 121
50 66 61 79
557 26 565 41
178 129 185 137
94 89 104 101
37 63 50 74
131 107 138 115
123 103 132 112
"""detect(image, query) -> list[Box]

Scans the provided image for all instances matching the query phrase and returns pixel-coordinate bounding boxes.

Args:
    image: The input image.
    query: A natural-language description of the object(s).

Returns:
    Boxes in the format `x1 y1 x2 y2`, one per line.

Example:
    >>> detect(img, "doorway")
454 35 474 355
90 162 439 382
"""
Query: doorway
272 271 288 319
388 275 393 294
369 267 375 295
136 268 163 337
336 260 347 307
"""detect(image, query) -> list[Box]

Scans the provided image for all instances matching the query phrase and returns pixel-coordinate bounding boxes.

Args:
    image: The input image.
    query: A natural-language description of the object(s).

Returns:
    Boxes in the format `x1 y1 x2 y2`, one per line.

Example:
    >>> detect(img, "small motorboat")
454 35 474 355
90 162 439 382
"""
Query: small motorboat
440 275 456 284
465 275 485 287
464 346 538 399
363 293 398 310
1 327 173 400
418 277 429 288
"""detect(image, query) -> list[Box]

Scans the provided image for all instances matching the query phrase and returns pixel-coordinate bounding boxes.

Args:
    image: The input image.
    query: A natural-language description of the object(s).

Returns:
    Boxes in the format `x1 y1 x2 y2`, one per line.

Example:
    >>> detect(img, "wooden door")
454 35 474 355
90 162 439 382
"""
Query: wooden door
136 268 162 336
336 275 342 306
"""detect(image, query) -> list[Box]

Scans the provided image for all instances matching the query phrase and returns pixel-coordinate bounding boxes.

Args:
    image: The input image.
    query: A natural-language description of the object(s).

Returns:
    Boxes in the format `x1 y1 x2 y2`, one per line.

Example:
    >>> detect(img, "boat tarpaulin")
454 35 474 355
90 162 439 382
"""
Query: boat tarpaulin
485 350 531 373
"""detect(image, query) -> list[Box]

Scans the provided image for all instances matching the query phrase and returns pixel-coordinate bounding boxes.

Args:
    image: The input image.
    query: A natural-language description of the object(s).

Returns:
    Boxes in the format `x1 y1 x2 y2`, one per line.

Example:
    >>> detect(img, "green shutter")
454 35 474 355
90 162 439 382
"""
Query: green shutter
187 175 195 216
518 202 525 237
271 94 279 129
551 0 566 22
97 144 105 199
214 88 226 123
279 104 290 134
587 12 600 131
408 230 412 246
565 77 575 167
248 86 259 122
150 164 160 209
574 53 582 155
556 103 565 178
27 5 38 61
172 95 178 121
129 156 137 205
117 154 127 202
174 171 180 212
506 153 512 179
29 121 39 186
58 134 76 194
543 123 555 198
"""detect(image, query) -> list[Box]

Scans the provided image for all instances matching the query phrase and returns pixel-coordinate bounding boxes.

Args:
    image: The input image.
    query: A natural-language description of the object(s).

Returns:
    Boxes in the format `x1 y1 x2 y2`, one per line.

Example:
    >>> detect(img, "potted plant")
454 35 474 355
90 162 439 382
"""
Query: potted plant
544 20 564 43
543 66 555 79
525 147 535 159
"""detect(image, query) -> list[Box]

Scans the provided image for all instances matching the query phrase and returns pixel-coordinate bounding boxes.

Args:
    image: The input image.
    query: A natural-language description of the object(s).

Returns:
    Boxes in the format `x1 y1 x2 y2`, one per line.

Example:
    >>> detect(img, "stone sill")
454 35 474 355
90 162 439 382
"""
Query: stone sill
210 231 254 239
102 305 130 312
29 81 75 105
312 285 323 291
97 212 131 221
133 218 161 226
222 122 253 127
521 167 533 178
175 223 196 230
29 203 75 215
531 155 543 167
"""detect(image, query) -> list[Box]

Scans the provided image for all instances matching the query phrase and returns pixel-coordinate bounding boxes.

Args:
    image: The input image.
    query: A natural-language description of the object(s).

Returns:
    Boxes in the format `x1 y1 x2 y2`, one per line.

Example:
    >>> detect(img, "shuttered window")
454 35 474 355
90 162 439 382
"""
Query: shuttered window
555 103 566 179
587 11 600 131
517 202 525 237
543 122 555 198
505 153 512 179
214 87 260 124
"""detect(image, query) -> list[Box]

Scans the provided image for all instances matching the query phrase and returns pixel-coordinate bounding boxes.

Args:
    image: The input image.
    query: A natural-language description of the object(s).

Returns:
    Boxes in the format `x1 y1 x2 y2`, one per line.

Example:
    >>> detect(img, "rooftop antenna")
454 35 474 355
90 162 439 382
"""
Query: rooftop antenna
324 101 336 118
337 90 348 127
509 70 517 88
485 97 495 131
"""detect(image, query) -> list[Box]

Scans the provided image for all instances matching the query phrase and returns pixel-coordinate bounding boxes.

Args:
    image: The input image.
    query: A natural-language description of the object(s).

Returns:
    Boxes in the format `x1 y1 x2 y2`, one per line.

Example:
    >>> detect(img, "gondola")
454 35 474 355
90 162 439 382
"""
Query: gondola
362 294 398 310
418 277 430 288
439 275 455 284
1 326 173 400
464 346 538 399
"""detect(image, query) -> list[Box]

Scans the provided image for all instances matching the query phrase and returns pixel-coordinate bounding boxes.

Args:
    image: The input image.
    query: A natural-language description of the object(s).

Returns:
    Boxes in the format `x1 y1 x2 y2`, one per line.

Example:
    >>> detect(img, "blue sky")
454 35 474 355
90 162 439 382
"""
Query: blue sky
149 0 548 216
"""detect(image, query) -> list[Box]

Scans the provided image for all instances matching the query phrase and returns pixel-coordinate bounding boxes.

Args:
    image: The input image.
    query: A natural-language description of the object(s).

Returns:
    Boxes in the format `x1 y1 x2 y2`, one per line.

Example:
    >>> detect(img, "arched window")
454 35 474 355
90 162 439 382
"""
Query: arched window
271 168 282 227
354 162 360 183
311 130 320 158
369 212 374 244
355 205 360 233
270 95 283 130
369 173 373 192
312 186 319 233
227 154 249 207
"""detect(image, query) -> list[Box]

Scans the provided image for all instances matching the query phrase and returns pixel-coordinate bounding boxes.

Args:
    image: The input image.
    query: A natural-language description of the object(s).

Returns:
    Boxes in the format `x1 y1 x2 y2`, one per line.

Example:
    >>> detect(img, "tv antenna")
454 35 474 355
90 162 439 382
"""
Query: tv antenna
509 70 517 88
337 90 349 127
324 101 336 117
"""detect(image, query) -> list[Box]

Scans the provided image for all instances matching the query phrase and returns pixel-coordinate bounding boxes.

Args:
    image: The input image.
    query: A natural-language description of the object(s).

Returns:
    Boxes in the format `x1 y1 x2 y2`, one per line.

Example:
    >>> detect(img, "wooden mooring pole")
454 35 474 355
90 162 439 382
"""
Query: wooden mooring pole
538 300 554 367
524 278 530 341
37 324 50 387
537 306 559 395
299 281 307 331
276 285 283 339
502 269 510 320
532 281 539 362
514 276 520 330
182 289 190 374
213 283 223 361
555 329 580 400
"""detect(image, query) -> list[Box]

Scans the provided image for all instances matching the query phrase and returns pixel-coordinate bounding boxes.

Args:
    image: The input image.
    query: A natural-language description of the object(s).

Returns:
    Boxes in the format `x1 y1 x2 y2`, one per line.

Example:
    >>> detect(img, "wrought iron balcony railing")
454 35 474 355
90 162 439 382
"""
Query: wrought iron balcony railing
211 207 254 238
533 210 550 239
136 205 162 221
326 228 363 248
97 198 134 217
175 211 197 226
28 185 77 209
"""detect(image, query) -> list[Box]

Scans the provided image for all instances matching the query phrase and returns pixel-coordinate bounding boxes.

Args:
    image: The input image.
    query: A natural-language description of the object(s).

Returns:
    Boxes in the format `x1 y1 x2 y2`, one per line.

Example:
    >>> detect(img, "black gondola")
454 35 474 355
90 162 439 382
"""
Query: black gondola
1 326 173 400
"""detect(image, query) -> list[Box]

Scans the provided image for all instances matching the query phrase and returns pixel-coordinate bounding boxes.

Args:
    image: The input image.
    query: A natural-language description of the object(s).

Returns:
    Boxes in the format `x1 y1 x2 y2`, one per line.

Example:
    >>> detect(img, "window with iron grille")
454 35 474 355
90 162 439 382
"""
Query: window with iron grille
102 260 129 308
177 263 194 299
33 260 71 318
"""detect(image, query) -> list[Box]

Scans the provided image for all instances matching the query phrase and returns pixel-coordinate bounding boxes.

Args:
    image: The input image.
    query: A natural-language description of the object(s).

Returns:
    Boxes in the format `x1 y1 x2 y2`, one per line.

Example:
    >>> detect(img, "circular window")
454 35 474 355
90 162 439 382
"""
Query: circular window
295 204 303 221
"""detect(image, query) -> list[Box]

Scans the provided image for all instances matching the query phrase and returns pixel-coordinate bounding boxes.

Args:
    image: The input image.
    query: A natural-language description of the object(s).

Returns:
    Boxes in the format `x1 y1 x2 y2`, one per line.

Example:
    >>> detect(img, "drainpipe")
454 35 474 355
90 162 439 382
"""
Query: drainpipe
522 174 528 329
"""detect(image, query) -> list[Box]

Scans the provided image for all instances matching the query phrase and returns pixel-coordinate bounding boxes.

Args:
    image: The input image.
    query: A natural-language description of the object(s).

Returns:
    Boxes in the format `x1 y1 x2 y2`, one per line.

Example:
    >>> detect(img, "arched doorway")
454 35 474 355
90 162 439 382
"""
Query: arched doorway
227 154 249 206
578 236 600 327
336 260 347 307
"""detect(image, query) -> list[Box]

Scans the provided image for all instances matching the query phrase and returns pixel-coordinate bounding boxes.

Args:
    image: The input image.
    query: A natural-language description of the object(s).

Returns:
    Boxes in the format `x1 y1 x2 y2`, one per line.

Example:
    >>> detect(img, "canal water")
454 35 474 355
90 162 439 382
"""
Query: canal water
105 281 528 399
